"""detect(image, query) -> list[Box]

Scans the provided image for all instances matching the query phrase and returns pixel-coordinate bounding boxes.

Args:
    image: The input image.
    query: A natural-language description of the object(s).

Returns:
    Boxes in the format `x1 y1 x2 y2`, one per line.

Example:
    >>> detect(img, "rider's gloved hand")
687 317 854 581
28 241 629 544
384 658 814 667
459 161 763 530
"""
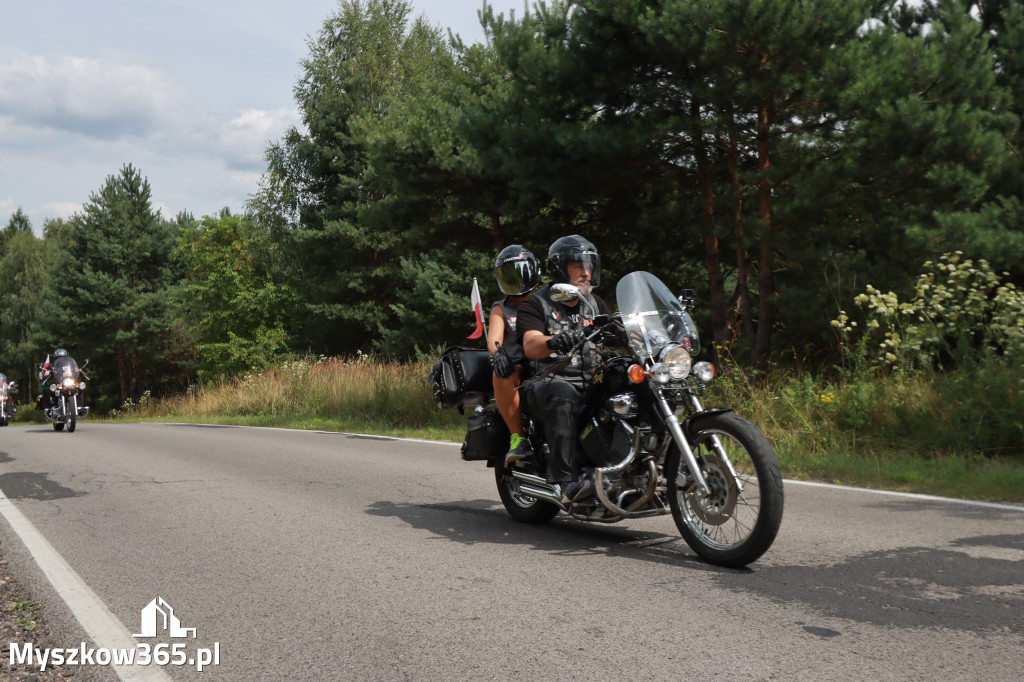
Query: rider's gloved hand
492 344 516 378
546 329 585 353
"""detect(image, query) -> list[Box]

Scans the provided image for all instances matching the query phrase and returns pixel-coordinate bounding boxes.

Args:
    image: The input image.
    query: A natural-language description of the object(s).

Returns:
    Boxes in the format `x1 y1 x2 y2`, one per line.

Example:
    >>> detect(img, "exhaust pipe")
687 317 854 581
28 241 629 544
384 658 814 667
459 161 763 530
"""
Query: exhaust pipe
516 482 568 510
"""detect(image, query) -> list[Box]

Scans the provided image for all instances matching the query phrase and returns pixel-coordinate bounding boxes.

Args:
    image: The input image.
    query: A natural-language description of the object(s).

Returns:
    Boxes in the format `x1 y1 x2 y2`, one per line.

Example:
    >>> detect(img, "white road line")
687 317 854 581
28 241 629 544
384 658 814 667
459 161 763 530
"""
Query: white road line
784 479 1024 512
0 488 172 682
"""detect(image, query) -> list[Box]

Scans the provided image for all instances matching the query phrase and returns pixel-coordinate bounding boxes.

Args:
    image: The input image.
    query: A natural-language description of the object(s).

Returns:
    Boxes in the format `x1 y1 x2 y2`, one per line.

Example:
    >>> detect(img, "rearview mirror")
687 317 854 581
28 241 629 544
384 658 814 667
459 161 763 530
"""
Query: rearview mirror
550 283 582 302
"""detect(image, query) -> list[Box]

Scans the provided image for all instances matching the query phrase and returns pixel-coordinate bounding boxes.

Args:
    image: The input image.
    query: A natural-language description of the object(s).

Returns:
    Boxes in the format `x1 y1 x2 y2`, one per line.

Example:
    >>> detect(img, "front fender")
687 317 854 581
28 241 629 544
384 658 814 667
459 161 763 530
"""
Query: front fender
681 408 733 439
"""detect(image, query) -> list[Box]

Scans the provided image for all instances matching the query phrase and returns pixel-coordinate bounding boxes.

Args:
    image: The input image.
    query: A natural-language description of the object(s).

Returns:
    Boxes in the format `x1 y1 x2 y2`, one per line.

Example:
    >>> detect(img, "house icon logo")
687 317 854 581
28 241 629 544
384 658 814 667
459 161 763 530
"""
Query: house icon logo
133 597 197 639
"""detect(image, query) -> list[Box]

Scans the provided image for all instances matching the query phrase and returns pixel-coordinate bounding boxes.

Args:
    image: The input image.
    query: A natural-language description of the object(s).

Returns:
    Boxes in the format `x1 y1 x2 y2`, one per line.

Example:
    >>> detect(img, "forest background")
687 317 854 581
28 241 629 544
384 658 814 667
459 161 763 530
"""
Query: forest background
1 0 1022 495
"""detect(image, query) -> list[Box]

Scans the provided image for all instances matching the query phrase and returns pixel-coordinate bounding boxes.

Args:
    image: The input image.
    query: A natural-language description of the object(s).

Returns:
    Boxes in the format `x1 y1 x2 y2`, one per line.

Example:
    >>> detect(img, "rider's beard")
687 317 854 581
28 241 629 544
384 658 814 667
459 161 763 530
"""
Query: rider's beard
576 282 592 296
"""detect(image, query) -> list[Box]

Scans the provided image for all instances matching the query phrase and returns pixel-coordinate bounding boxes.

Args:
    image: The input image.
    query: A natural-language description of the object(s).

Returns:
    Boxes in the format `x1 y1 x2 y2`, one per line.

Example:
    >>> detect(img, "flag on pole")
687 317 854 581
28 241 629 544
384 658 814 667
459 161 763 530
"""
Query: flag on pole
467 278 487 341
43 354 50 370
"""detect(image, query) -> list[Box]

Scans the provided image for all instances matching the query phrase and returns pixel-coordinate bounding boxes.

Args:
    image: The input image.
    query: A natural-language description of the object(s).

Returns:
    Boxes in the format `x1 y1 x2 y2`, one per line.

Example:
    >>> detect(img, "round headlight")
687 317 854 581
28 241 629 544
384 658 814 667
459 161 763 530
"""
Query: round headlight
651 363 671 384
662 344 692 379
51 384 60 393
79 382 86 391
693 361 716 383
63 377 76 388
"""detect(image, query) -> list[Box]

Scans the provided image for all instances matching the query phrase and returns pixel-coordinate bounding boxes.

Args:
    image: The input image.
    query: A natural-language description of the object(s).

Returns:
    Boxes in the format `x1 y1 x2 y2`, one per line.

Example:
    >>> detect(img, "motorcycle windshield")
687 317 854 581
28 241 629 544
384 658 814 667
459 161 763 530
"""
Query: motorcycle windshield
53 357 79 379
615 271 700 362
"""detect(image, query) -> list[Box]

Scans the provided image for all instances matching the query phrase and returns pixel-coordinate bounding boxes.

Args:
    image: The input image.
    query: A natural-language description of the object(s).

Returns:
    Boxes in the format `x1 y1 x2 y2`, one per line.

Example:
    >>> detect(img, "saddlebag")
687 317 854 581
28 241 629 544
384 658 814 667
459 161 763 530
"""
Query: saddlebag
428 346 493 410
461 408 509 462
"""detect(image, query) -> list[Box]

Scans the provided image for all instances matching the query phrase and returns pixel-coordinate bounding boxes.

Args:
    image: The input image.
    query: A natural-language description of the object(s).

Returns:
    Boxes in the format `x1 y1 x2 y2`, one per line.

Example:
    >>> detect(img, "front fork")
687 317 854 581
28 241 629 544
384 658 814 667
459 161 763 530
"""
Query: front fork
654 389 742 497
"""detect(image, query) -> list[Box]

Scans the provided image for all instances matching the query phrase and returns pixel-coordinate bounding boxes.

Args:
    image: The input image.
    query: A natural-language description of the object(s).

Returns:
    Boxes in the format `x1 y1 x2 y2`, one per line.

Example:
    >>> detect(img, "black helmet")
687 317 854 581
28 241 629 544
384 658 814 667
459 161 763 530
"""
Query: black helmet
54 348 69 358
494 245 542 296
547 234 600 287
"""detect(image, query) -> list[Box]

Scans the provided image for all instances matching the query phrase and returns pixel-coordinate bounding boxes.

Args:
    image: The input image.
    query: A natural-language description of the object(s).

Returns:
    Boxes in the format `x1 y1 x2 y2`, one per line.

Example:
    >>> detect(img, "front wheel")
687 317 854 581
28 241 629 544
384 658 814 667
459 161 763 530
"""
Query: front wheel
667 411 783 568
67 395 77 432
495 464 560 524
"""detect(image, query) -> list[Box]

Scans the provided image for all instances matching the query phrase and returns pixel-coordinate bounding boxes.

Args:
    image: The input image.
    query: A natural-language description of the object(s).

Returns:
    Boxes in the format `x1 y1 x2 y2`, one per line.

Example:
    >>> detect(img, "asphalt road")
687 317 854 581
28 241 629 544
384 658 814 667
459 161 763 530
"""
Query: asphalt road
0 422 1021 681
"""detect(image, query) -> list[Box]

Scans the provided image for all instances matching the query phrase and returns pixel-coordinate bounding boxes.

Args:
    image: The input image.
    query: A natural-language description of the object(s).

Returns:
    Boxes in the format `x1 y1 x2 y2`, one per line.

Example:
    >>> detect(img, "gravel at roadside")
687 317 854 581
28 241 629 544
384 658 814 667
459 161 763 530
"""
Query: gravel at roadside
0 550 76 680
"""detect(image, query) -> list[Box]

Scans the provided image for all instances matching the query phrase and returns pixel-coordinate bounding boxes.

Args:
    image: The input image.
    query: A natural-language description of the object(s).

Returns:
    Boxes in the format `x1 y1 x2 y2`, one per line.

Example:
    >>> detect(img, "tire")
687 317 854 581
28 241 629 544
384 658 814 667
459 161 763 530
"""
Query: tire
53 422 64 432
667 411 784 568
68 395 77 433
495 463 560 524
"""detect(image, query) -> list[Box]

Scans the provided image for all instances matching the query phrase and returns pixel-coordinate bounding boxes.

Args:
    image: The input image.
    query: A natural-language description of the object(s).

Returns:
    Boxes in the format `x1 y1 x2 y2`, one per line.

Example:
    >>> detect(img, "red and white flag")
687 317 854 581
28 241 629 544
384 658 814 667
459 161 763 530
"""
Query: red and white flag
43 354 50 370
467 277 487 341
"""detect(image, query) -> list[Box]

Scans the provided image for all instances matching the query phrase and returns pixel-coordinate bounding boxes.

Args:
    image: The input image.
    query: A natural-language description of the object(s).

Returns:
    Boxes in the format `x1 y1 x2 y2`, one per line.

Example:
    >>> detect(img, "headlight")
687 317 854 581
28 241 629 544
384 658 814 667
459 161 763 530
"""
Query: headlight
661 344 692 380
651 363 671 383
51 384 60 393
79 382 86 391
693 362 716 383
63 377 77 388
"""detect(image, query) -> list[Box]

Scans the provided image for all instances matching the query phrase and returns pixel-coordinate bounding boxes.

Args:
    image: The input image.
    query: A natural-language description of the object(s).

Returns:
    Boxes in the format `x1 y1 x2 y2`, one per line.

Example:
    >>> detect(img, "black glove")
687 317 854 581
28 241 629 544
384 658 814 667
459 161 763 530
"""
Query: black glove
492 344 516 378
546 329 585 353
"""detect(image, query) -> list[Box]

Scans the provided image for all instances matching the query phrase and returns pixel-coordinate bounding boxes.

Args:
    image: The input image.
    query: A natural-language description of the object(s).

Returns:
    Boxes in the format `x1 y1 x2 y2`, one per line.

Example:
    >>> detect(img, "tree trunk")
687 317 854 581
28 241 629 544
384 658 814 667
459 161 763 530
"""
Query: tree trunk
695 100 730 348
751 96 777 369
118 348 130 404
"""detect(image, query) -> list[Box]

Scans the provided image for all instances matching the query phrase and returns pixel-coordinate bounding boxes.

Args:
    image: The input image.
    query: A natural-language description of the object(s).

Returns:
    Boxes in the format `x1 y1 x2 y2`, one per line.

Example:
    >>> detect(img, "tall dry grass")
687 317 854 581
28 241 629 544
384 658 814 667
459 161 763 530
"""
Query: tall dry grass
126 355 464 437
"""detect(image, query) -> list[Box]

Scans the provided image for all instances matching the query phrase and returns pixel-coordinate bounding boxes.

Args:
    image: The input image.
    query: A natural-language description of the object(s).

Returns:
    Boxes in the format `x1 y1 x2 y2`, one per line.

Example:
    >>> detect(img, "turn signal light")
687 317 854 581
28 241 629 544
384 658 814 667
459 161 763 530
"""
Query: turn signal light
627 364 646 383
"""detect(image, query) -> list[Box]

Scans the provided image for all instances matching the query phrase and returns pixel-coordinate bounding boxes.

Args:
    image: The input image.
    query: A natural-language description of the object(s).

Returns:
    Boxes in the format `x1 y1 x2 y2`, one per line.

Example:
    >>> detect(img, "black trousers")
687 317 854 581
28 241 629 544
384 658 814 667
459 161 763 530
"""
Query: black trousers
521 377 584 484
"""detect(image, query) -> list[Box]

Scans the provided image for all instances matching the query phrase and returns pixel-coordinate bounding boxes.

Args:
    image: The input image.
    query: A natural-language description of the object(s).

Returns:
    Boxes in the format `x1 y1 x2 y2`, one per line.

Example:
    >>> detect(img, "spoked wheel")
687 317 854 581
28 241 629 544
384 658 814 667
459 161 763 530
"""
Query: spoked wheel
495 463 560 524
667 411 784 568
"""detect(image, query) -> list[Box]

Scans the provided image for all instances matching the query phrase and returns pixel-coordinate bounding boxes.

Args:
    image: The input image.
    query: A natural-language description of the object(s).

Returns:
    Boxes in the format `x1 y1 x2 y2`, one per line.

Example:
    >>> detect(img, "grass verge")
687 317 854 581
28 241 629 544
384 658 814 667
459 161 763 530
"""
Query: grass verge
108 355 1023 505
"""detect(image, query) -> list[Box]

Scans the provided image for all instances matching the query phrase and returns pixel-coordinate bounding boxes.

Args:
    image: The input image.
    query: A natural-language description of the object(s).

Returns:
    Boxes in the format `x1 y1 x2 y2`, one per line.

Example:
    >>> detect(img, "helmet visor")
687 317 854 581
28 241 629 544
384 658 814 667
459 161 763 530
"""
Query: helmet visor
495 258 540 296
561 250 600 288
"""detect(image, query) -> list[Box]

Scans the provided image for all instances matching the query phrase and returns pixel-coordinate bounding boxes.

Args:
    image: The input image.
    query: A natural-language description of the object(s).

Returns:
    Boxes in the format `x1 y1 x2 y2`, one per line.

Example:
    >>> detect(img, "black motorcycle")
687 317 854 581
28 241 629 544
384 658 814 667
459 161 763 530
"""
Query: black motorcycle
431 271 783 568
39 358 90 432
0 374 17 427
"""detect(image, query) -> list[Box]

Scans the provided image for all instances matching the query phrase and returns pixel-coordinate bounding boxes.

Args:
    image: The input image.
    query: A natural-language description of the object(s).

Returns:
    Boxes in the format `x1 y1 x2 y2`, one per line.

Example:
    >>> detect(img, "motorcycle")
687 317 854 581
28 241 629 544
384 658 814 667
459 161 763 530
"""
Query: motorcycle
432 271 783 568
0 374 17 426
39 358 90 432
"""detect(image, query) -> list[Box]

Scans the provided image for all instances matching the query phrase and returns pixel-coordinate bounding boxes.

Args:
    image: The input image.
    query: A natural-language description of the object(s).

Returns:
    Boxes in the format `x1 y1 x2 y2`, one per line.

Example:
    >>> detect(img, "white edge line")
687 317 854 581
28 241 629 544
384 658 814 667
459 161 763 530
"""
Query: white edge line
0 488 172 681
149 421 1024 513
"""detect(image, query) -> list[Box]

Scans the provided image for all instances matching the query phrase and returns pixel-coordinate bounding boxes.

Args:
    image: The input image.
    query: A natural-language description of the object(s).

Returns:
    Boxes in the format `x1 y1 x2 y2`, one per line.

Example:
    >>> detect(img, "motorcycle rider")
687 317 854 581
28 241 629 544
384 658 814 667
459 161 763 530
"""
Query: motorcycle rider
489 245 543 465
38 348 79 410
516 235 612 504
0 373 16 417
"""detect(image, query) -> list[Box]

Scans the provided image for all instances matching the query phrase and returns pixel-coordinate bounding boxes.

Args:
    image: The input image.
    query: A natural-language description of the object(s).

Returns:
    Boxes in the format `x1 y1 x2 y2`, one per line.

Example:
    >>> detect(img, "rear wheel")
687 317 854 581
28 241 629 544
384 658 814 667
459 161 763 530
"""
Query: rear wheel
667 412 783 567
495 464 559 524
53 422 64 432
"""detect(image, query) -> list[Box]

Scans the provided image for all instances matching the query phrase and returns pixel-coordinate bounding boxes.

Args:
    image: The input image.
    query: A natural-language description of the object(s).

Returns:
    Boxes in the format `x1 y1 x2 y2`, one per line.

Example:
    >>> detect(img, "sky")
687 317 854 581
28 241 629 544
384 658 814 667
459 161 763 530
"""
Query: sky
0 1 529 232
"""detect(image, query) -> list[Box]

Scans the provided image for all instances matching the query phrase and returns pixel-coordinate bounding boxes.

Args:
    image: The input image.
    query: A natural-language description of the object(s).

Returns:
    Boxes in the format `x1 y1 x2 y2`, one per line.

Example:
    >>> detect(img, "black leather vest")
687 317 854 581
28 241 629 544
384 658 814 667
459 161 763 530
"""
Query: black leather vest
526 285 601 382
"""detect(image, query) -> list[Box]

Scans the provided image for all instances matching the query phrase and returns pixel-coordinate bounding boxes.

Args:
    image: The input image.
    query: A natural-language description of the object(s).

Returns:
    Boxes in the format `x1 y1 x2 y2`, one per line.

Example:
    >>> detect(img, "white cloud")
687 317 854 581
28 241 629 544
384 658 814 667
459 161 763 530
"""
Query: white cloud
40 202 83 220
0 47 181 140
219 108 300 170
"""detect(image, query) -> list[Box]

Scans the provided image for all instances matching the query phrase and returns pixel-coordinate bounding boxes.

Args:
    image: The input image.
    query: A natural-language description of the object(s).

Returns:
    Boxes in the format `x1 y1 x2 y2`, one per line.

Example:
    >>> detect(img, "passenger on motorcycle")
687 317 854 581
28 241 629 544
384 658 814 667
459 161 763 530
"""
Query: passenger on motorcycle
516 235 611 504
488 245 543 465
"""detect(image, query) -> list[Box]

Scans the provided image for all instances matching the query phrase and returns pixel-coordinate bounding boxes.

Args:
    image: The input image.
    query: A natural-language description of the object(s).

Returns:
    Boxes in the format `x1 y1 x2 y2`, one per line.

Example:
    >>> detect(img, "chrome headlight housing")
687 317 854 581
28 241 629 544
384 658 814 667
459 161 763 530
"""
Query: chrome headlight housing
653 343 692 382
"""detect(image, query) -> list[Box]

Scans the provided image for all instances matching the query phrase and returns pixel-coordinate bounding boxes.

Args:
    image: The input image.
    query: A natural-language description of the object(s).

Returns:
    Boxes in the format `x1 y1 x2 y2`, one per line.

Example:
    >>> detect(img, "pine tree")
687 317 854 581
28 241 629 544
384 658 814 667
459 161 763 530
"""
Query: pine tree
39 164 177 406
